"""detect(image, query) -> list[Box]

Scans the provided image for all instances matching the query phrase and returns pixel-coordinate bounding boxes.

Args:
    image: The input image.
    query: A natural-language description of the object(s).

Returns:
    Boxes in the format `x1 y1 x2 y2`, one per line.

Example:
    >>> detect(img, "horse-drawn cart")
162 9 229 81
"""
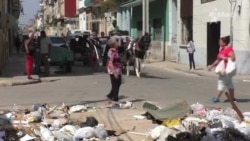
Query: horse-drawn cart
69 36 101 70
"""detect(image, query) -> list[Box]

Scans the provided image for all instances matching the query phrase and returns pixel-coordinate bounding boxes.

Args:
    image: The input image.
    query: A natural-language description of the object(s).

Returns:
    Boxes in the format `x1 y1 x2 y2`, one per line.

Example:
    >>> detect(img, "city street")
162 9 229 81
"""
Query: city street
1 62 250 112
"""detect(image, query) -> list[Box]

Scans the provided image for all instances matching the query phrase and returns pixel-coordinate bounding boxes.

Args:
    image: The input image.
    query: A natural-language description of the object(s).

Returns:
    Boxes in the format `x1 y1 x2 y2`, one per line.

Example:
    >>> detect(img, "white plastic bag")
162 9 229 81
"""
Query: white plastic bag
40 126 55 141
73 127 95 140
215 60 225 75
225 58 236 76
147 125 167 140
59 125 77 136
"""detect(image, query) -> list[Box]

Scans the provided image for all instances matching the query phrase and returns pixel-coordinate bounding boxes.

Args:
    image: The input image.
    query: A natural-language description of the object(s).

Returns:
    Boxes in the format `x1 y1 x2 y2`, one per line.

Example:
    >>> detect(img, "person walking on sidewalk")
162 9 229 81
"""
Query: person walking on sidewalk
208 36 236 103
187 37 196 70
106 38 122 107
38 31 51 76
15 34 21 54
25 32 35 79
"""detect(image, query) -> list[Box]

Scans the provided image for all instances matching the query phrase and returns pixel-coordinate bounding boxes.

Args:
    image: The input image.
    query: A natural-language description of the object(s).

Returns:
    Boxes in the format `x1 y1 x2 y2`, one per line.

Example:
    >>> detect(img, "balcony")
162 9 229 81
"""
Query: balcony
85 0 104 7
85 0 92 6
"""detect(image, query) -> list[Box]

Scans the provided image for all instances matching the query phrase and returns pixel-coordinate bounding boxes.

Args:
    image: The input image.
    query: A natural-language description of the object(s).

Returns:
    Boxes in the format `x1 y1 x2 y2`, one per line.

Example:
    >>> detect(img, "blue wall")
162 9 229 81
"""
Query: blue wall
131 0 168 41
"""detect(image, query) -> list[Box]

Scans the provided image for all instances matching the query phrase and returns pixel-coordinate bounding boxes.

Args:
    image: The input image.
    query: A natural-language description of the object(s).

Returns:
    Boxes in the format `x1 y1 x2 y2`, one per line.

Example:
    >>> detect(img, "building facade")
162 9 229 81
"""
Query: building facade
177 0 250 74
78 0 87 31
118 0 178 61
0 0 21 73
35 0 78 36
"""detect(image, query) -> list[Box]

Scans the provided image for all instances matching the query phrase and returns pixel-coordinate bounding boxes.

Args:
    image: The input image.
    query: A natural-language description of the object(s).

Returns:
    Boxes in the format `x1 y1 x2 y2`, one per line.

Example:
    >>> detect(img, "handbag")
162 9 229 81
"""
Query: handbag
226 58 237 76
215 60 225 75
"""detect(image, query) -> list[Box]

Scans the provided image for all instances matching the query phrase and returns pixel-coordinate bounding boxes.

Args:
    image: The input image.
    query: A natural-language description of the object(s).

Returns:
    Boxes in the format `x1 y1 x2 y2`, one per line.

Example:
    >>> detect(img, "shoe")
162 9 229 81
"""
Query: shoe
106 94 113 100
27 76 33 80
211 97 220 103
223 98 237 103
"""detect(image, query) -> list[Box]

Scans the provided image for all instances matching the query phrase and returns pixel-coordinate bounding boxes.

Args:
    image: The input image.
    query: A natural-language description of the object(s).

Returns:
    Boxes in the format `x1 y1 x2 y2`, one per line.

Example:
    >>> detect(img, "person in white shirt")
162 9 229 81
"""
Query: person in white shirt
187 37 196 70
39 31 51 76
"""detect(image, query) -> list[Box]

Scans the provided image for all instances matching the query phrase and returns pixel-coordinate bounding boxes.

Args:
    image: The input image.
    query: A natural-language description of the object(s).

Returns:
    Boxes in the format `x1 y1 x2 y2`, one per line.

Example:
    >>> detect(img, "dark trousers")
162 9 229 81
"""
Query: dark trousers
188 53 195 70
36 54 50 76
107 74 121 102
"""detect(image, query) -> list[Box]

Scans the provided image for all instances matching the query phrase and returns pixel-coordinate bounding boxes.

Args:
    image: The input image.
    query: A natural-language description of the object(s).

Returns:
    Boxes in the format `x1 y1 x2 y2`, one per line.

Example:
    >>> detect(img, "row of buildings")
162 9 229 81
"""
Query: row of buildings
0 0 22 73
30 0 250 74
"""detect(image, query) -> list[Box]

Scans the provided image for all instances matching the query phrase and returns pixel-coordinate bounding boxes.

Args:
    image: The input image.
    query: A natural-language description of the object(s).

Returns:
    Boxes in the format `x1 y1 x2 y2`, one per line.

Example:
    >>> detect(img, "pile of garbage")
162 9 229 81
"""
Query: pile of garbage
139 101 250 141
0 103 118 141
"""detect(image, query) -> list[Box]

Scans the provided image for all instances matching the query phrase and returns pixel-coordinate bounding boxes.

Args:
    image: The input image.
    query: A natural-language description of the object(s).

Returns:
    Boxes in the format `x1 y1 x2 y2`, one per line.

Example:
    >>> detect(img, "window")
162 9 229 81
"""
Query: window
137 21 142 36
153 18 162 41
201 0 216 4
181 17 192 44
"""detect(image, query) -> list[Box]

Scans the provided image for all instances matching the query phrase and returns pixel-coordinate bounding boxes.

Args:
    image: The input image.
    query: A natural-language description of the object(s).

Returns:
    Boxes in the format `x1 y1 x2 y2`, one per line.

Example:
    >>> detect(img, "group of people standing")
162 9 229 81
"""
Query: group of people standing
24 31 51 79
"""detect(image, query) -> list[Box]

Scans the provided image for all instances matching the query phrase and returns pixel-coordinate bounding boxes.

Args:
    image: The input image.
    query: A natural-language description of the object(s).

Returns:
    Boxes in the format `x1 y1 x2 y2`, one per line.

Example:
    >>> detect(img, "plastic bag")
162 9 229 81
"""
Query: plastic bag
191 103 206 116
59 125 76 136
80 117 98 128
215 60 225 75
53 131 73 141
206 109 223 121
224 107 237 119
238 126 250 140
147 125 167 140
225 58 236 76
40 126 55 141
94 127 108 140
73 127 95 140
69 105 87 114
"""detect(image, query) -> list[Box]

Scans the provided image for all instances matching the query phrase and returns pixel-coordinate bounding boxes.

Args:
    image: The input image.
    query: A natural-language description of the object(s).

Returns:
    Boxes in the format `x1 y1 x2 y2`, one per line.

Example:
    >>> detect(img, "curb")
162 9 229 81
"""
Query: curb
0 79 41 87
146 63 249 81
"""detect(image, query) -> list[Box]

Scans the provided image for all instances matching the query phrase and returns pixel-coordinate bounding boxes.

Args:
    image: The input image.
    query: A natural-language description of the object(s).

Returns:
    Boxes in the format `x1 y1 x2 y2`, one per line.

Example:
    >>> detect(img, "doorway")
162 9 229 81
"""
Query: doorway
207 22 221 65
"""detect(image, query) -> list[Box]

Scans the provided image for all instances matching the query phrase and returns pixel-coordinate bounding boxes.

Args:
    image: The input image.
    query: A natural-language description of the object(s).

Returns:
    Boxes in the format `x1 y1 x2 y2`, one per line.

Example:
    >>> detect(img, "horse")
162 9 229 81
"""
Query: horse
125 33 151 78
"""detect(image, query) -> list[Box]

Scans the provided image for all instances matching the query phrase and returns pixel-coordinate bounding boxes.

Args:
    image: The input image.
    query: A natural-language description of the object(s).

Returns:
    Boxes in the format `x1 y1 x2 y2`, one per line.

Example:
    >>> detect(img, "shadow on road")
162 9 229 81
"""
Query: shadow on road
80 95 129 105
234 99 250 103
141 73 170 79
1 53 108 79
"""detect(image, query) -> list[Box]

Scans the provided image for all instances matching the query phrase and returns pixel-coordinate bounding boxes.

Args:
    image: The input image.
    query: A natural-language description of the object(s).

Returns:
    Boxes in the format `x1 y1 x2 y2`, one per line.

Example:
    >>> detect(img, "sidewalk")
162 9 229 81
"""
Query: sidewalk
146 60 250 80
0 53 40 86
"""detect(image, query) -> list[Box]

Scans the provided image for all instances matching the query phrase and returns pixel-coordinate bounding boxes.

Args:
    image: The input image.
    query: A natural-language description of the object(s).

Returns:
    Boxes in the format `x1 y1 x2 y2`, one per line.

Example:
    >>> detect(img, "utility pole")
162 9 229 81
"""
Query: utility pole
229 0 237 47
142 0 149 35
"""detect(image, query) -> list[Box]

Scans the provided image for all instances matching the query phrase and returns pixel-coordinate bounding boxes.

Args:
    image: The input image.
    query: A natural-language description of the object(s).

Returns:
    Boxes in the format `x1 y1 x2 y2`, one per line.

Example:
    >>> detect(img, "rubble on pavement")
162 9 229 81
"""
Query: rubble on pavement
0 100 250 141
0 101 137 141
140 100 250 141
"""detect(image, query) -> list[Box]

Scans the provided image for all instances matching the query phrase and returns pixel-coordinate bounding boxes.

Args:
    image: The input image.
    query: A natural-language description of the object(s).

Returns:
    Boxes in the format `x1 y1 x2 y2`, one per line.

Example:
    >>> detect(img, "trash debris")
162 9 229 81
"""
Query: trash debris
1 100 250 141
80 116 98 128
143 100 190 121
119 101 134 109
74 127 96 140
243 79 250 82
69 105 88 114
134 115 147 120
20 134 36 141
162 118 180 127
40 126 55 141
191 102 206 116
147 125 167 140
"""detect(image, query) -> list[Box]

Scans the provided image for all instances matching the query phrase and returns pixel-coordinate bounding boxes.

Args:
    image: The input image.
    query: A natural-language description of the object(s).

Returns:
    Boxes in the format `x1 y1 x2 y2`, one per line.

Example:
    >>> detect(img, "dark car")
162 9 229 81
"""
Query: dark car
48 36 74 72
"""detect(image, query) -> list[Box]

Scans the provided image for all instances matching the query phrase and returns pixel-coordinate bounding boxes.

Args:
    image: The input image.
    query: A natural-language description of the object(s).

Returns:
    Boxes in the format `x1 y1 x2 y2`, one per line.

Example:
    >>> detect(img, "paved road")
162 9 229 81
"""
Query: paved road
1 63 250 112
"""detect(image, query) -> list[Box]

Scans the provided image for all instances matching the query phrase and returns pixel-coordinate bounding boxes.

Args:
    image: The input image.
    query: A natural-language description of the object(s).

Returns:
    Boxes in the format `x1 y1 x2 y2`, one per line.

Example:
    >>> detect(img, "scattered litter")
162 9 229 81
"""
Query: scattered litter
134 115 146 120
243 79 250 82
1 100 250 141
162 118 180 127
119 101 134 109
69 105 88 114
20 134 36 141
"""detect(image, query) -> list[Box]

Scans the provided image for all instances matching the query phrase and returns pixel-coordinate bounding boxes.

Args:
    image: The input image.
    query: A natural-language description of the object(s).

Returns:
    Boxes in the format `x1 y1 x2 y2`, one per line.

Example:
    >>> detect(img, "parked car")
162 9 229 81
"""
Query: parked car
48 36 74 72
